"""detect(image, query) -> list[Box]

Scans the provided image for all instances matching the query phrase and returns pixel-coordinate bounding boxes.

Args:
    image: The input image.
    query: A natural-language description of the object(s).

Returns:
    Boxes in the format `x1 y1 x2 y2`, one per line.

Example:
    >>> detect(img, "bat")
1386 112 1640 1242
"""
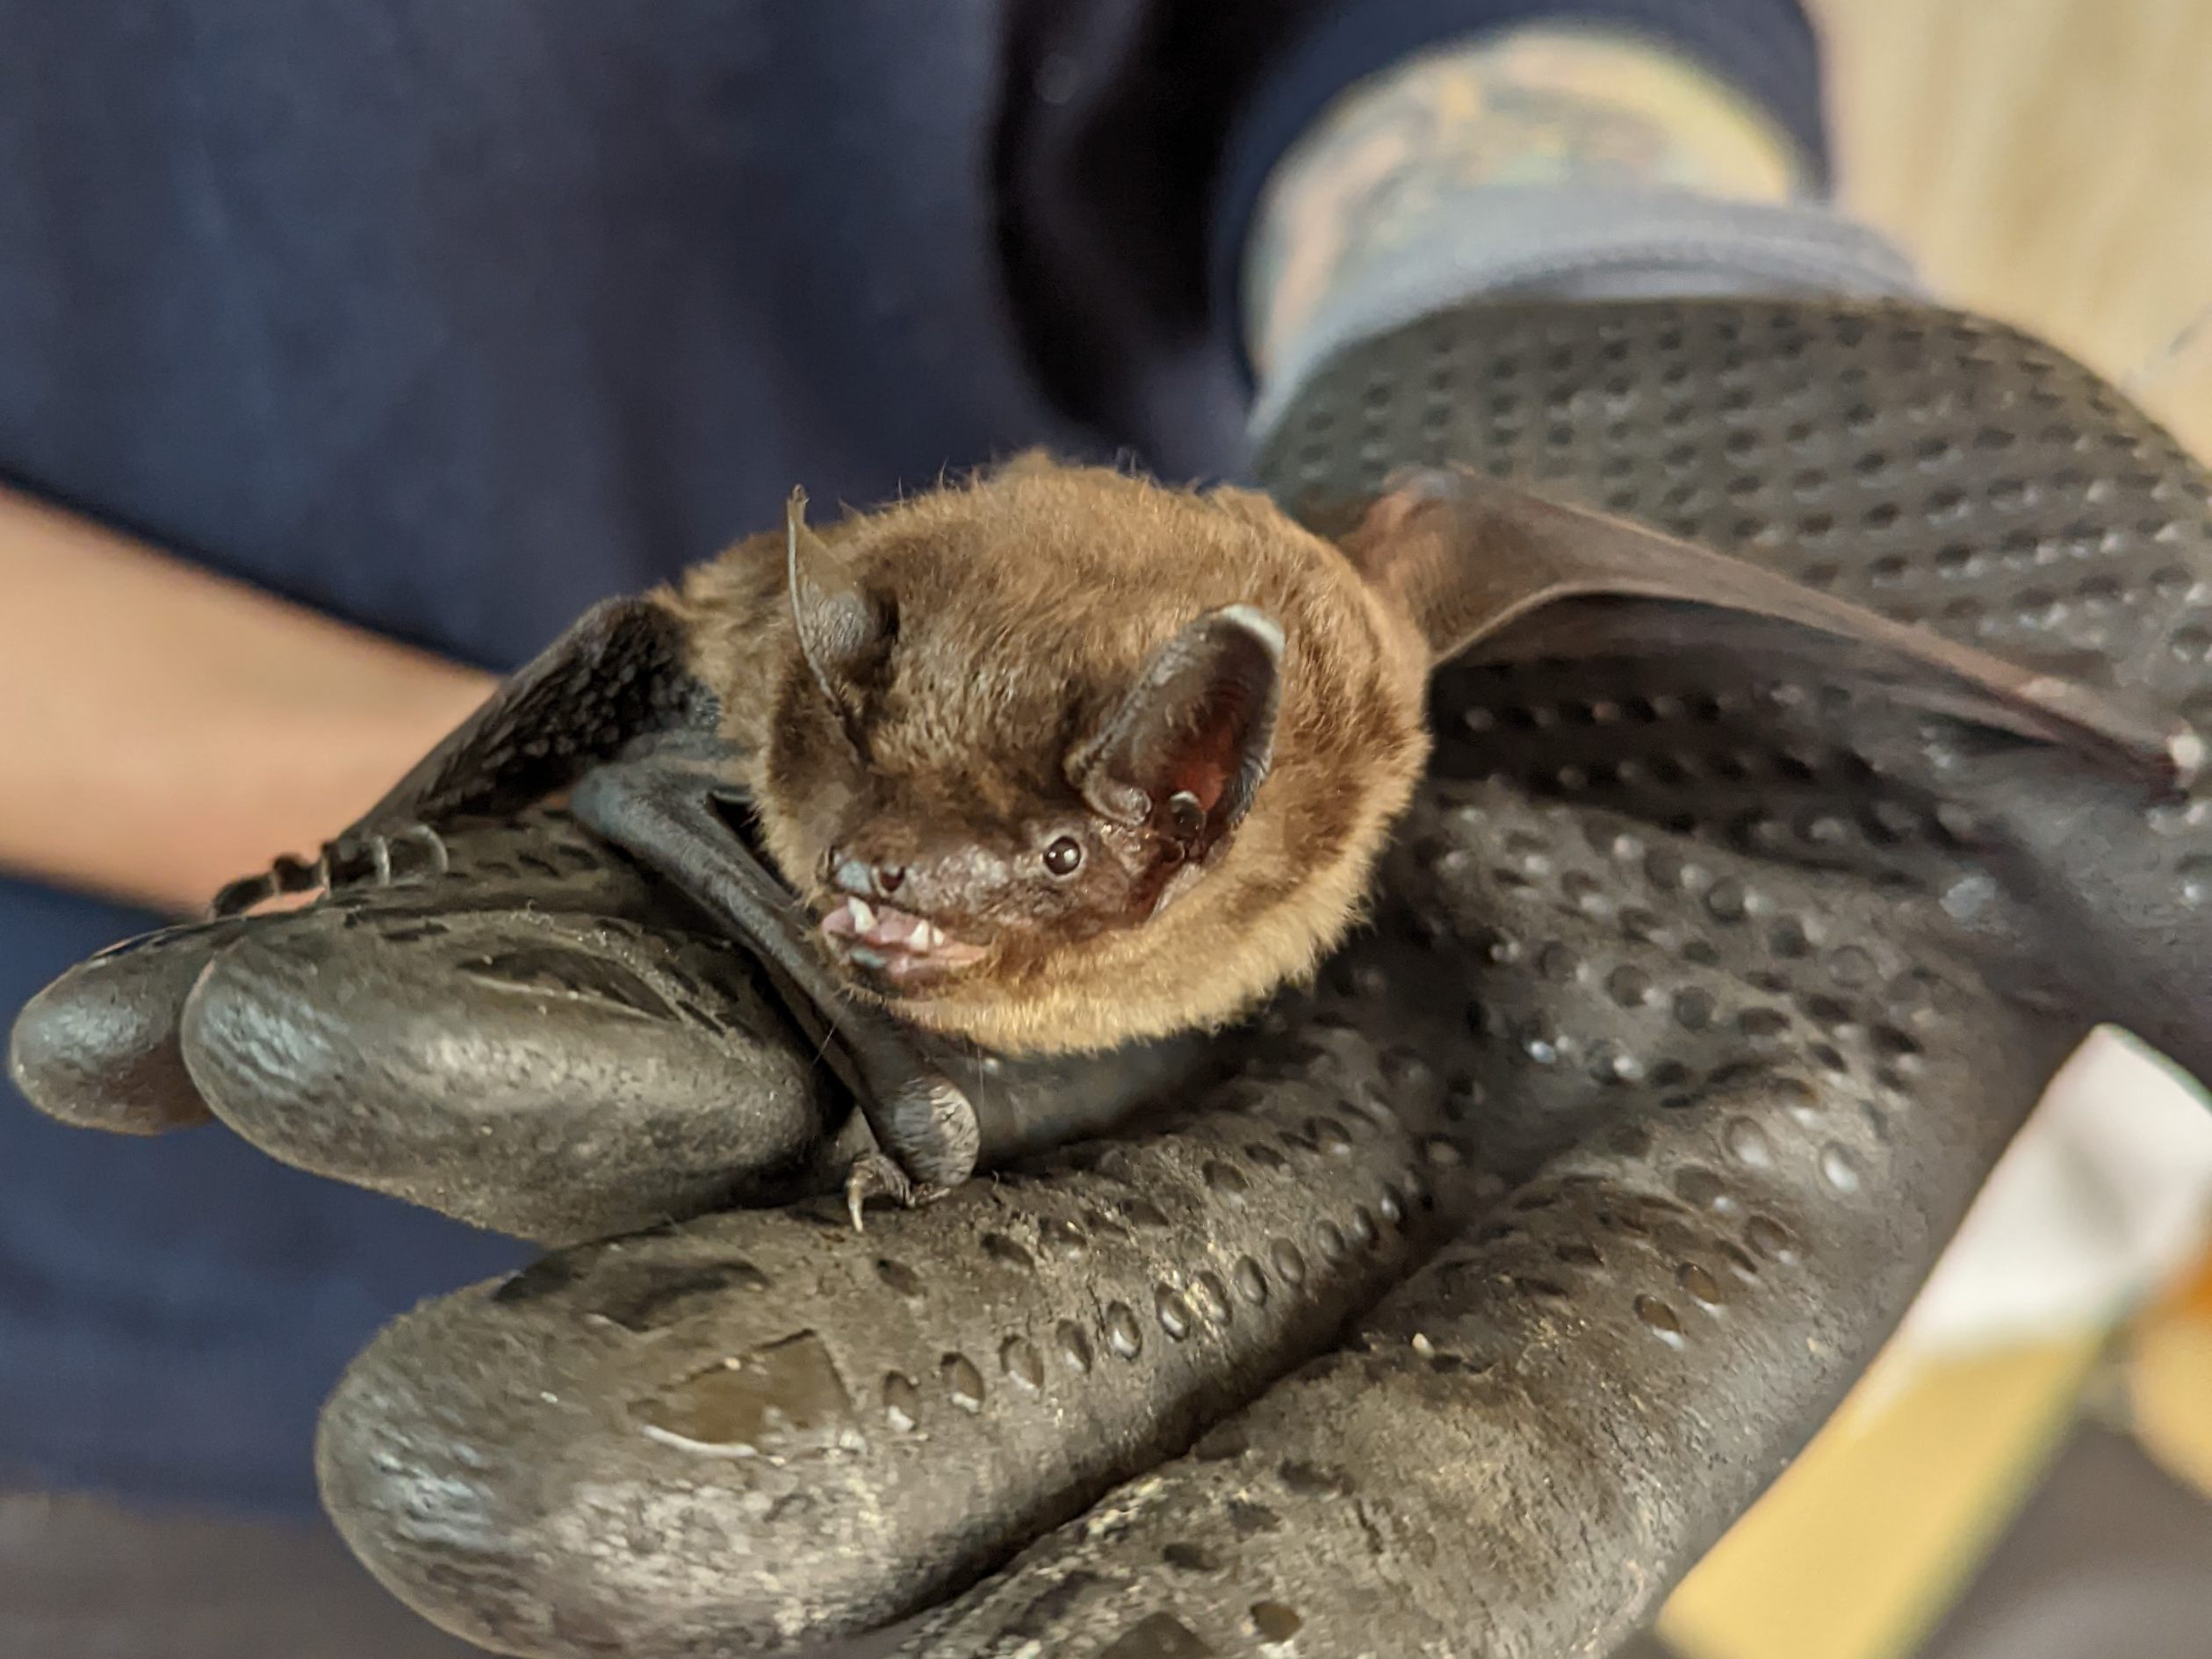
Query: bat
212 457 2197 1222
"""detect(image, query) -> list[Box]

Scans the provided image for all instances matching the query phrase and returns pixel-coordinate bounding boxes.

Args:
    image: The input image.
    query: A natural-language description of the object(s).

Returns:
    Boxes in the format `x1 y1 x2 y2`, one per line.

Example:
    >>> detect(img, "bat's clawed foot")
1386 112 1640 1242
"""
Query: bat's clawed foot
208 825 453 920
838 1066 980 1230
842 1149 950 1230
328 824 451 891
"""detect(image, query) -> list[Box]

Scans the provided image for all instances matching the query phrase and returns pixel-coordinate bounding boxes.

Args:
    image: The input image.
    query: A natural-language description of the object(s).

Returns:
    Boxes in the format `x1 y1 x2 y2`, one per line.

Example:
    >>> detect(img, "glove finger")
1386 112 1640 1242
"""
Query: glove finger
180 897 836 1245
6 811 655 1138
313 990 1485 1657
8 914 242 1133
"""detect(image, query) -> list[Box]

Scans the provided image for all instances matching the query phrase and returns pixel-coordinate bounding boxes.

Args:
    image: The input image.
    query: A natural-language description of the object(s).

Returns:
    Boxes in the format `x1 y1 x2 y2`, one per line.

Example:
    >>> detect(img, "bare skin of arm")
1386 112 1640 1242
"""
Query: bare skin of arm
0 486 495 916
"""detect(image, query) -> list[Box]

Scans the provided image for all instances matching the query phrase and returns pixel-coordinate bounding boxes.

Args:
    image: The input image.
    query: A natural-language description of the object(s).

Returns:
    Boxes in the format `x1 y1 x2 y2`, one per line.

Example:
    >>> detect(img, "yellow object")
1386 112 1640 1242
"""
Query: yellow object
2128 1247 2212 1500
1657 1336 2104 1659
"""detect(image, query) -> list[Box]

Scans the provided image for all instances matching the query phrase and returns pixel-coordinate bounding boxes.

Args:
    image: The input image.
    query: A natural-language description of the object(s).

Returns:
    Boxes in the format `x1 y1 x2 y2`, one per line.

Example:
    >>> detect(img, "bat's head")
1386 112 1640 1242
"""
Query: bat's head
759 479 1286 1007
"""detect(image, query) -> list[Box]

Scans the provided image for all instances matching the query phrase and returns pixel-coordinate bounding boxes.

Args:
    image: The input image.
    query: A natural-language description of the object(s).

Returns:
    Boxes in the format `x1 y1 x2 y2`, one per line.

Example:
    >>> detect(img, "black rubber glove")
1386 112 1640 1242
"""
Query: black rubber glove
13 295 2209 1657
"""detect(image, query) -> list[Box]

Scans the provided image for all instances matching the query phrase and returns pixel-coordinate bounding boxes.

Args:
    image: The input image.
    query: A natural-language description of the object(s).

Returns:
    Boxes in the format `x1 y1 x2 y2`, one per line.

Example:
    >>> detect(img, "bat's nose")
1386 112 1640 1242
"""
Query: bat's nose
829 851 906 899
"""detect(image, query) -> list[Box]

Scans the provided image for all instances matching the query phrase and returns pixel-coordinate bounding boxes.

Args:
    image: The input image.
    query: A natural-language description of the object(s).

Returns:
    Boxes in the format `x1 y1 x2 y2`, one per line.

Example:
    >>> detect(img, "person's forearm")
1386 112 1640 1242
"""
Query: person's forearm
1243 23 1819 380
0 487 496 916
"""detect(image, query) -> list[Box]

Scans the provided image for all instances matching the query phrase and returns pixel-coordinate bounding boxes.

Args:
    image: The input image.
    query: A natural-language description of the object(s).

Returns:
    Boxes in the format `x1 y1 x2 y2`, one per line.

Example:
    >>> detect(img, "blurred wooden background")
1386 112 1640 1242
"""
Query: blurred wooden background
1654 9 2212 1655
1818 0 2212 459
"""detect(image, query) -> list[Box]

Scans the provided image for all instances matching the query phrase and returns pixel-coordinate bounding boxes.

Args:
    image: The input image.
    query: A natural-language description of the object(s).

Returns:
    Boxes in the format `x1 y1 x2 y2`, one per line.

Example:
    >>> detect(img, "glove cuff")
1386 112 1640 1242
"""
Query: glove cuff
1252 186 1922 444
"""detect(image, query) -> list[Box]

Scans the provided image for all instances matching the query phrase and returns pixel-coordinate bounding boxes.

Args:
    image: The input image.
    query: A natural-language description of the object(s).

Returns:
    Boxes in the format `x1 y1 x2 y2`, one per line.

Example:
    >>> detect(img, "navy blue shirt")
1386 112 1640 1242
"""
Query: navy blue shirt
0 0 1826 1510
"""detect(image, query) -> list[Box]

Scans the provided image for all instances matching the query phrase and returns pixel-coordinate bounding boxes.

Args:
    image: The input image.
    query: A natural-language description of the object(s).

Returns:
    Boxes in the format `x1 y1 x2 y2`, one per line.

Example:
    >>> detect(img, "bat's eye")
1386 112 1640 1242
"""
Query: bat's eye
1042 836 1084 876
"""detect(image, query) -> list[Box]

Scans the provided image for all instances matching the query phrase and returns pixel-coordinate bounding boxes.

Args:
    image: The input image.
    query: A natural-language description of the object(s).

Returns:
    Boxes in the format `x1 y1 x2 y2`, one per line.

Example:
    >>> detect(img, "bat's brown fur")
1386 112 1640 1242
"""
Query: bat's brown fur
657 456 1431 1055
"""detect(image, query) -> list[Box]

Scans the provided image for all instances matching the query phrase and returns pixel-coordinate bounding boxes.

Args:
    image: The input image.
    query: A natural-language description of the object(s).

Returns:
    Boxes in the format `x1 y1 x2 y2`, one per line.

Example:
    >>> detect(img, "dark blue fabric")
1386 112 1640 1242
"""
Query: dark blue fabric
0 0 1830 1511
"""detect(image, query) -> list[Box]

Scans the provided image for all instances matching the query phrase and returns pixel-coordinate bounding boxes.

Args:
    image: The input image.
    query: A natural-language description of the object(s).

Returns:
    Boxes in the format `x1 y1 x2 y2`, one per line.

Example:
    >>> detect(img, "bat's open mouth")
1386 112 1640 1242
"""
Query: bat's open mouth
818 896 990 988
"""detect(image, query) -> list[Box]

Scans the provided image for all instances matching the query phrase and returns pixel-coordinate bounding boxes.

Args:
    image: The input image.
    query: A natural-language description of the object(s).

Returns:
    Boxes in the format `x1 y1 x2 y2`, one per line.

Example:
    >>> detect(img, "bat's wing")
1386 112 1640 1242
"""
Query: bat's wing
1337 467 2200 790
357 595 718 828
212 595 719 915
570 741 980 1222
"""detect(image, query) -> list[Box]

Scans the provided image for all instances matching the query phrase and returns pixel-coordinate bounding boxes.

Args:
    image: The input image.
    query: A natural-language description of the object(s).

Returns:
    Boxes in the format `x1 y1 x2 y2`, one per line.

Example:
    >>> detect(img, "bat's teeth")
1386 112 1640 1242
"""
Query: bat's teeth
847 898 877 932
910 920 940 950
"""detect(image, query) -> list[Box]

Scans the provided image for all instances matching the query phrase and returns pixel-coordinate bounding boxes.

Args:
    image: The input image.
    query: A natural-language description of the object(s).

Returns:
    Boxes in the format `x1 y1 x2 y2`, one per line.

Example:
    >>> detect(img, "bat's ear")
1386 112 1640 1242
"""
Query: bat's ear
1068 605 1284 861
786 487 890 712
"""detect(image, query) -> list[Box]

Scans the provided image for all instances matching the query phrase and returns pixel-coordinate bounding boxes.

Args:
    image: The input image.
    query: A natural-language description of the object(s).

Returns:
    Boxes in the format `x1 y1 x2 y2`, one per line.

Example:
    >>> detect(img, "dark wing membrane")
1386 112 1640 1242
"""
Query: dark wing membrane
210 595 719 916
1335 467 2199 790
356 595 720 830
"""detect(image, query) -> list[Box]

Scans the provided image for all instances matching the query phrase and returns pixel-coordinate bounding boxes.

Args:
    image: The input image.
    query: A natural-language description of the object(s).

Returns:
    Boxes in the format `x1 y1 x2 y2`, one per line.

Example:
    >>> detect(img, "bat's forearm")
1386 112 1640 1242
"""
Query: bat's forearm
0 486 495 914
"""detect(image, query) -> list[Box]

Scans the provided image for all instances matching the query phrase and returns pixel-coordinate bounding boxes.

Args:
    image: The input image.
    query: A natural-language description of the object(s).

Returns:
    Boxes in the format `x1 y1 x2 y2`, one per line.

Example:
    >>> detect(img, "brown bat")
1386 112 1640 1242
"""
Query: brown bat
214 456 2197 1219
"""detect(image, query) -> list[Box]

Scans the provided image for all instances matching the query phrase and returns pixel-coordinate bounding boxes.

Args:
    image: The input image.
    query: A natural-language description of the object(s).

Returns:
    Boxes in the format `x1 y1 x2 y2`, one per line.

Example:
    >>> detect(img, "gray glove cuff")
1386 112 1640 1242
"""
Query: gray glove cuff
1252 187 1923 443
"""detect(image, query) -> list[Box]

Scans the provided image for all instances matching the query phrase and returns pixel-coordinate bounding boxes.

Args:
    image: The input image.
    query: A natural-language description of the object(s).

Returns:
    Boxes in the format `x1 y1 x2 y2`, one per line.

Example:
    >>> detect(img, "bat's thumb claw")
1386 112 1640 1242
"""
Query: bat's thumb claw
839 1147 960 1227
842 1148 915 1229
